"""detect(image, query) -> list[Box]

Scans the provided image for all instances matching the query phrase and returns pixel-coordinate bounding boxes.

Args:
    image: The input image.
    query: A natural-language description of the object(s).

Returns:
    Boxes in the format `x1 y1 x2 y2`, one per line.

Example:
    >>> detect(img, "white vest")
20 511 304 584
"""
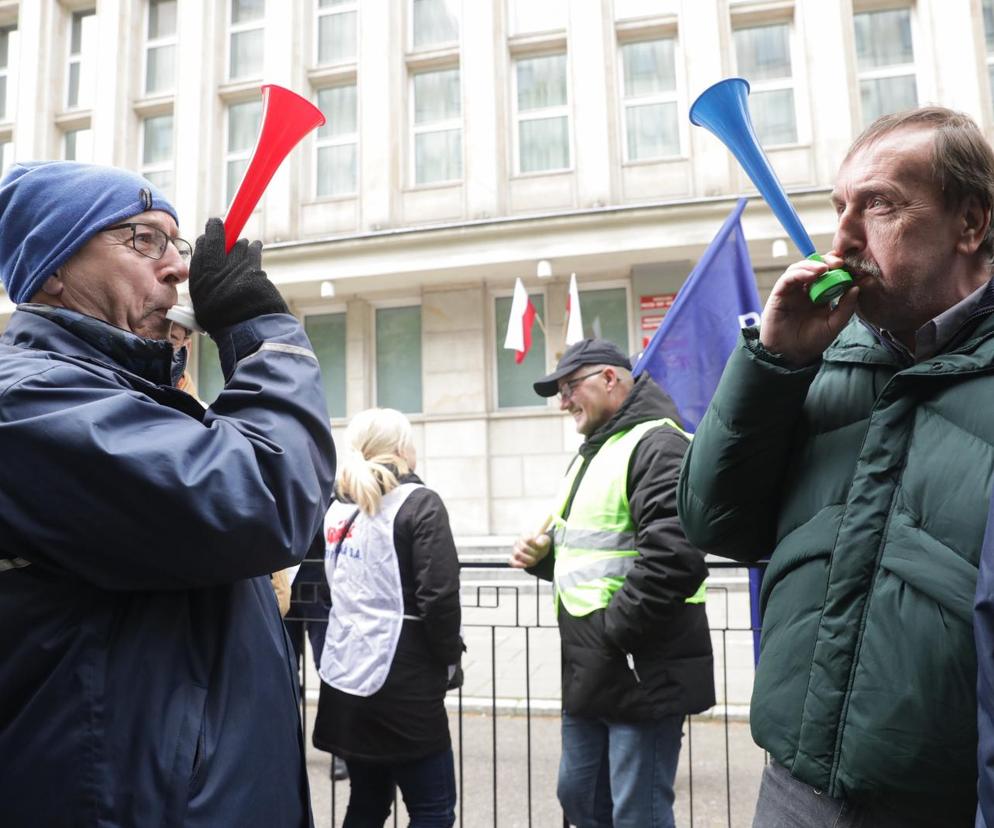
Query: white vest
319 483 421 697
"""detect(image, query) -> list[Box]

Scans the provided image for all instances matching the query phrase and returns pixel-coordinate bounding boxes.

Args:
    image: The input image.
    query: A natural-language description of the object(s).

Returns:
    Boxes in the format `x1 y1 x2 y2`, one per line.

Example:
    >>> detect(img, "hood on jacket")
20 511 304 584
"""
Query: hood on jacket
579 374 681 459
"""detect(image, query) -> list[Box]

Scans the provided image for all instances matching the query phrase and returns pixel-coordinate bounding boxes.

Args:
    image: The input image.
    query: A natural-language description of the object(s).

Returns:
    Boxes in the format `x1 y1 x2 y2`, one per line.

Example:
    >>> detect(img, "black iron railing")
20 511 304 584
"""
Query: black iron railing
288 559 764 828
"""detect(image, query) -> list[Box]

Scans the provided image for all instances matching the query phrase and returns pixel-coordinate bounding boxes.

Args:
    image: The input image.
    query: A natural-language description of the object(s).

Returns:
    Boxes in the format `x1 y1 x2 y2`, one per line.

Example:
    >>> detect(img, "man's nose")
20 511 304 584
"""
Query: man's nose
558 393 570 410
159 244 190 285
832 206 864 257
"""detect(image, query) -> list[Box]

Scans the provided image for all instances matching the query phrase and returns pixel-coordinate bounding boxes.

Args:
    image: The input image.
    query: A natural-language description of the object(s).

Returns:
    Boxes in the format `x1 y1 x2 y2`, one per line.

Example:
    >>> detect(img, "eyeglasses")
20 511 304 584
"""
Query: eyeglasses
558 368 605 401
103 223 193 263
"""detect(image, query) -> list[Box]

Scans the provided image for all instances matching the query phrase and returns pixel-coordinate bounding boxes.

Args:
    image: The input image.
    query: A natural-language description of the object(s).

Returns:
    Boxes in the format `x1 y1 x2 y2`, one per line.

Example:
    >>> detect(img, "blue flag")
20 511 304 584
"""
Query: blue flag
633 198 760 431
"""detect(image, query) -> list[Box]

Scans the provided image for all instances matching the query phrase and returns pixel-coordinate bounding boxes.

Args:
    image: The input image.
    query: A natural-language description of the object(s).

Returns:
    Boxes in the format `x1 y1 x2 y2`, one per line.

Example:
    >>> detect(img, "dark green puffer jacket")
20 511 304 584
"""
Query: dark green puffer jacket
678 311 994 810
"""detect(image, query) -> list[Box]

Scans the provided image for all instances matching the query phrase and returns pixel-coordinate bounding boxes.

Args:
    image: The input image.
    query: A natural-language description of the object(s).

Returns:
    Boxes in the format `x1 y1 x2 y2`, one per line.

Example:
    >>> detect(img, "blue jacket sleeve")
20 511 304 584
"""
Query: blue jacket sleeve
0 314 335 590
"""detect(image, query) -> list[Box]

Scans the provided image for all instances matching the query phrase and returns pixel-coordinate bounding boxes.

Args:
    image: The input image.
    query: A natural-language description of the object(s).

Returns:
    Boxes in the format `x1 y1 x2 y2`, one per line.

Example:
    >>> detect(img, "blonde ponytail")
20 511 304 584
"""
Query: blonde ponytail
336 408 415 516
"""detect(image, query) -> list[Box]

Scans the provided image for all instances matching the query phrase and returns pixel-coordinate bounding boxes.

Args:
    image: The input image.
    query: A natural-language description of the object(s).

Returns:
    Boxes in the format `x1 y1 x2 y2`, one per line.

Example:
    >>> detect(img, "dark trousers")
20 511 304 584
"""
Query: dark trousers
343 748 456 828
753 760 975 828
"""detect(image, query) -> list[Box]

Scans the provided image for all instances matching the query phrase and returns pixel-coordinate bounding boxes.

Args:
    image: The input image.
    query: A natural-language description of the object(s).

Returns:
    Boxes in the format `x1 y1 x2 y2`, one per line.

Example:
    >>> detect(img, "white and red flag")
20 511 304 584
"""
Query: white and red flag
503 277 537 364
565 273 584 345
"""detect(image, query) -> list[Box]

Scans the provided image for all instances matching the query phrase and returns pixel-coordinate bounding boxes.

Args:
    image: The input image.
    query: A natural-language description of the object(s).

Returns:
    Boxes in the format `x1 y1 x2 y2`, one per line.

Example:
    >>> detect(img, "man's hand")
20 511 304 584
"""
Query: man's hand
188 217 289 335
760 254 860 367
510 533 551 569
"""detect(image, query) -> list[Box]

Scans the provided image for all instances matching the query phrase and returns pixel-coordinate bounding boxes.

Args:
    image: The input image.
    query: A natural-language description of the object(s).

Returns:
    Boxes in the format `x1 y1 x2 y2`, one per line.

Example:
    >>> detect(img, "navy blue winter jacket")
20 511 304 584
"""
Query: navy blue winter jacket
0 305 335 827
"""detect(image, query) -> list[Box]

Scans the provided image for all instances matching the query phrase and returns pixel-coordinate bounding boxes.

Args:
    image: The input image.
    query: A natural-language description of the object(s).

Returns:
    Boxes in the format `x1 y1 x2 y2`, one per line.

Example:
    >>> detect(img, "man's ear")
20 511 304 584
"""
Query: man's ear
38 273 65 297
957 195 991 255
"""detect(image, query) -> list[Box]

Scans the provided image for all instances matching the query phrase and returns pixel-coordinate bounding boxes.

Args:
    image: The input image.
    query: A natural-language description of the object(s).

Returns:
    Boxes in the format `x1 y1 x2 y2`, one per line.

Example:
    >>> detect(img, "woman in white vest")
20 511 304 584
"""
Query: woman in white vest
313 408 463 828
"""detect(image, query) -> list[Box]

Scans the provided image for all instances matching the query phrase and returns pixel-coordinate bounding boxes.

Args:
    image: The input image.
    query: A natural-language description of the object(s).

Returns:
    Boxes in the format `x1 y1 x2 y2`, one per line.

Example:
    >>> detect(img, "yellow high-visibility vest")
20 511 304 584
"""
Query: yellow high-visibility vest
551 418 707 616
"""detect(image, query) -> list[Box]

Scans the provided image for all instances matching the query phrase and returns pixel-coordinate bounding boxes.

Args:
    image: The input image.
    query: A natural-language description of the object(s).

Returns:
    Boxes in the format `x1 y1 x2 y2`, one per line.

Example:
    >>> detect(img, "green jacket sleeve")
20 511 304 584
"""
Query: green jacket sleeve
677 331 820 562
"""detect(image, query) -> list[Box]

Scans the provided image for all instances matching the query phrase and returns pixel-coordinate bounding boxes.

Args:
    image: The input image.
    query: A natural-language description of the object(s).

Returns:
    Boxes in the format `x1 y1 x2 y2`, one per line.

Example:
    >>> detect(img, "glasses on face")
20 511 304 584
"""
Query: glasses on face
558 368 605 402
103 223 193 263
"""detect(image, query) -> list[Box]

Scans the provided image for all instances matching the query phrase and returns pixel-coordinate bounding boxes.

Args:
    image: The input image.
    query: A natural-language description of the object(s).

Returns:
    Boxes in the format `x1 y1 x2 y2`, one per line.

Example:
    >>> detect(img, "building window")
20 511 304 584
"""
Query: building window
0 26 17 121
304 312 347 418
141 114 174 197
412 0 458 50
225 100 262 204
509 0 567 35
0 138 13 176
854 8 917 127
145 0 177 95
229 0 265 80
375 306 422 414
983 0 994 112
66 9 96 110
316 85 358 197
619 39 679 161
317 0 357 65
614 0 661 20
196 336 224 404
64 128 93 162
514 53 570 174
412 68 462 185
576 287 629 350
733 23 797 146
495 293 545 409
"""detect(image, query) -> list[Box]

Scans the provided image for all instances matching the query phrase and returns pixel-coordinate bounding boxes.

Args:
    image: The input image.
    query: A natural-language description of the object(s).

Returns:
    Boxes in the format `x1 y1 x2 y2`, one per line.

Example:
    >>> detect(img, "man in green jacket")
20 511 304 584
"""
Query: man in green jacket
678 107 994 827
511 338 713 828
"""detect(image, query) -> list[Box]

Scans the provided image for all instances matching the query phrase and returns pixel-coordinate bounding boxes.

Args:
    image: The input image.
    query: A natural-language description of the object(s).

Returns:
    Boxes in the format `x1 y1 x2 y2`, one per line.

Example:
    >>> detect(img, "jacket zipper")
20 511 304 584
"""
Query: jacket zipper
625 652 641 684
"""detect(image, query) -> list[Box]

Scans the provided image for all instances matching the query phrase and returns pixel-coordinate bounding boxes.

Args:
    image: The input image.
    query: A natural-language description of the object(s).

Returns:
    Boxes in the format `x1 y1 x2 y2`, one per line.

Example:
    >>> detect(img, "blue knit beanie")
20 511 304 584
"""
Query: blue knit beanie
0 161 179 304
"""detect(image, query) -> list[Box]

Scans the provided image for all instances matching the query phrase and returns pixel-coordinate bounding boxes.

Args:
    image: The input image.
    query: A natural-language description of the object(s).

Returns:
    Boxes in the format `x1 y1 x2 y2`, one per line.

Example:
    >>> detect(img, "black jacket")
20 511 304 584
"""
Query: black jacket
313 474 462 762
531 375 715 720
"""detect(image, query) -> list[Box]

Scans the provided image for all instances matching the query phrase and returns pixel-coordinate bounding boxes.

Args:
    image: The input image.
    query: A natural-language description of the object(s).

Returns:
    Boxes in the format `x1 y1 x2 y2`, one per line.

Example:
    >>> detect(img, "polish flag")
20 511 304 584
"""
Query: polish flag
566 273 584 345
504 277 537 364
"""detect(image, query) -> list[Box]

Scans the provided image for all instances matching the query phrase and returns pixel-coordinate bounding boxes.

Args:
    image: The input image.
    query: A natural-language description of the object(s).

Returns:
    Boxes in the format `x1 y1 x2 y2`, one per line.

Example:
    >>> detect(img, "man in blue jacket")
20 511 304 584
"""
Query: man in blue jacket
0 162 335 827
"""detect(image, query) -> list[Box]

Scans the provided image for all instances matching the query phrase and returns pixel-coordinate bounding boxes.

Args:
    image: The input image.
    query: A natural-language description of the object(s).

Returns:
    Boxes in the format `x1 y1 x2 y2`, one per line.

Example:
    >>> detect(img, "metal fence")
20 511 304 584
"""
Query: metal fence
288 559 764 828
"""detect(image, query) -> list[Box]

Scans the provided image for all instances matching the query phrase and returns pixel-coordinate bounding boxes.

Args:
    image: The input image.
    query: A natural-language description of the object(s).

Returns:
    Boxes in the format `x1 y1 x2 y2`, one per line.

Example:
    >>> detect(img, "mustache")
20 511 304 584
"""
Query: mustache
843 255 882 280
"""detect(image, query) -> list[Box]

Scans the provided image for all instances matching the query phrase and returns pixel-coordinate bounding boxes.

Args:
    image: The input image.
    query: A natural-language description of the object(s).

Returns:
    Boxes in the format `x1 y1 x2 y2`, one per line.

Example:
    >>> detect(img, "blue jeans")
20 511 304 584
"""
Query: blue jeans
753 761 974 828
557 712 684 828
342 748 456 828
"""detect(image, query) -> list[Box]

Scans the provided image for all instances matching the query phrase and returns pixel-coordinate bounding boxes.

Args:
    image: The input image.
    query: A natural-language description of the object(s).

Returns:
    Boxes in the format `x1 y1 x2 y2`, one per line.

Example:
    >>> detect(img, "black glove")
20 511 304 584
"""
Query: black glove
188 217 289 334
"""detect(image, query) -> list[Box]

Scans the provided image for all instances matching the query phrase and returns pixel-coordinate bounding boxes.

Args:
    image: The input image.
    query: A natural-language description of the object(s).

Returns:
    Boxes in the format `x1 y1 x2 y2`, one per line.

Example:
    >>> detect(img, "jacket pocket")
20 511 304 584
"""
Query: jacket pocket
163 683 208 827
879 511 977 623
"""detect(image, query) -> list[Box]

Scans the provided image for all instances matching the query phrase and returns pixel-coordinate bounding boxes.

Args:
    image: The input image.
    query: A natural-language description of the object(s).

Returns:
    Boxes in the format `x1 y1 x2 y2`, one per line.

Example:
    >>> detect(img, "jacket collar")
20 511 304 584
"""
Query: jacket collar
580 374 681 458
825 285 994 370
3 304 178 386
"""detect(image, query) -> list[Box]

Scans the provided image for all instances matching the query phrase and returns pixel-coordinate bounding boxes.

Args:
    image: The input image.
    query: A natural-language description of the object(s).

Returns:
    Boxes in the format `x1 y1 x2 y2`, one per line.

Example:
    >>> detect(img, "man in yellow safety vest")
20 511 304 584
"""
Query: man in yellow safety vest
510 338 714 828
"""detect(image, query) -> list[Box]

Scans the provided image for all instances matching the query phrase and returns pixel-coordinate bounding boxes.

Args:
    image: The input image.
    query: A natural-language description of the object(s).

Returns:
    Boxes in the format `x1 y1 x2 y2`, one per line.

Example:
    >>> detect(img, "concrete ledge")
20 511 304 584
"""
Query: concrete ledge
443 695 751 722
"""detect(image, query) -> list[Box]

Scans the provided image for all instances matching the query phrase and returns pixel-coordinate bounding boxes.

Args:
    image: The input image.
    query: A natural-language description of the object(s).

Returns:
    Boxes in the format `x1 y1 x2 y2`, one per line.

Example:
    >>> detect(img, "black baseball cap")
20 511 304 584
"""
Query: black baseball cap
533 338 632 397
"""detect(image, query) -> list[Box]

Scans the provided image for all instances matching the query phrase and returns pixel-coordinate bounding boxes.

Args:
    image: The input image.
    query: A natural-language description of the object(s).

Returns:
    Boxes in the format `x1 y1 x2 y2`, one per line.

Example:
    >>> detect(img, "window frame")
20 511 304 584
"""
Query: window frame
983 0 994 122
371 298 424 415
507 0 568 37
223 98 263 207
65 8 96 111
511 50 574 177
315 0 359 67
0 24 17 122
409 0 460 52
730 18 801 148
140 112 175 197
226 0 266 82
313 82 359 199
572 278 633 355
490 284 548 411
142 0 178 97
617 35 683 163
0 136 13 177
409 65 463 187
63 125 93 162
851 4 921 128
300 303 350 420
